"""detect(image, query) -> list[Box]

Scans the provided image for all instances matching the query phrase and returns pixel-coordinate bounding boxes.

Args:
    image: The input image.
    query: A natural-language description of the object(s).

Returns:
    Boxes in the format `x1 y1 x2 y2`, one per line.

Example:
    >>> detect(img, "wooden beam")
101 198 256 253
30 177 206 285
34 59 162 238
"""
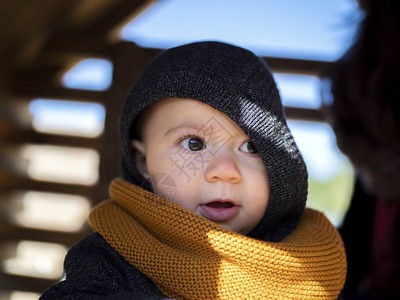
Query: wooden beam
263 56 330 76
0 273 56 295
43 35 111 58
284 106 325 122
0 222 89 247
0 171 98 199
109 42 161 73
4 130 102 149
40 0 153 57
83 0 153 38
7 81 106 103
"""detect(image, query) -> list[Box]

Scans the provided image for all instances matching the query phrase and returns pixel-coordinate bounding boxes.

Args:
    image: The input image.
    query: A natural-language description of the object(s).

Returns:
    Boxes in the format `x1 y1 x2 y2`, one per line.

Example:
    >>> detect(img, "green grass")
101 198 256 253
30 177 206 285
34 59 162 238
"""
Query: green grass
306 163 354 227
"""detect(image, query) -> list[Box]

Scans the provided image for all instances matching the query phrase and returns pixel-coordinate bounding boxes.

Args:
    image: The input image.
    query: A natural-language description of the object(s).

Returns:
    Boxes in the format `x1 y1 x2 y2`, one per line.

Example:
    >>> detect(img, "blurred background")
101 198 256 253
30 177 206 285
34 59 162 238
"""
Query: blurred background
0 0 362 299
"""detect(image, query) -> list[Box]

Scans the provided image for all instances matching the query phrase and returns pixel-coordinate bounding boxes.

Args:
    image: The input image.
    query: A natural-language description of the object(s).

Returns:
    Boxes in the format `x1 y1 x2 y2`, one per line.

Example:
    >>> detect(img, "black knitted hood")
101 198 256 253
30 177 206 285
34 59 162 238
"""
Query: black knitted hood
119 41 308 242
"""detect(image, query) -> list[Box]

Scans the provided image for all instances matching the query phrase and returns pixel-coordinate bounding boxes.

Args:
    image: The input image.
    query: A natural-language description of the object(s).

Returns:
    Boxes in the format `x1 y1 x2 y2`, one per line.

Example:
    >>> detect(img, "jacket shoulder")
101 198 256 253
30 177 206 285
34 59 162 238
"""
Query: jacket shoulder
40 233 164 299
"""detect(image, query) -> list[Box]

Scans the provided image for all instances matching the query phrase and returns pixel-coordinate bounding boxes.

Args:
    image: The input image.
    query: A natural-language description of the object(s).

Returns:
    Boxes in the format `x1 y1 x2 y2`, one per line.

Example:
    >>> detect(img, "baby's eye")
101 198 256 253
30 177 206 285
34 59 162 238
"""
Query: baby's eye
180 137 206 151
239 141 258 154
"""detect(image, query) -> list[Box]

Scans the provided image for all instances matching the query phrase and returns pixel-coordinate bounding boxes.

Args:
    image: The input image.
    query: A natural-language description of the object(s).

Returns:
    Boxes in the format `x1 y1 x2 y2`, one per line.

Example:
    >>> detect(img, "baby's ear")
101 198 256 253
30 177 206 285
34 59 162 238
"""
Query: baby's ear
131 139 150 180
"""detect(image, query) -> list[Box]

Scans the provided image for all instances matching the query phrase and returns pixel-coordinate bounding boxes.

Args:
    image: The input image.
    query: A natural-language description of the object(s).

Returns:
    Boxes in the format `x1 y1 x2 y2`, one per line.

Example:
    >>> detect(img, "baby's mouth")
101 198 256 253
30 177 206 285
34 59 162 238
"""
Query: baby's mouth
204 201 234 208
200 199 239 222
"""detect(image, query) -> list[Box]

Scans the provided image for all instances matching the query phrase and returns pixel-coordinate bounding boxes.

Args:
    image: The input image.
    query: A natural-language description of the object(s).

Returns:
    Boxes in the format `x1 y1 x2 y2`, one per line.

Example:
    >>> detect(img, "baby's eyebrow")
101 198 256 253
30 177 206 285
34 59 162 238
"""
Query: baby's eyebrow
164 120 203 136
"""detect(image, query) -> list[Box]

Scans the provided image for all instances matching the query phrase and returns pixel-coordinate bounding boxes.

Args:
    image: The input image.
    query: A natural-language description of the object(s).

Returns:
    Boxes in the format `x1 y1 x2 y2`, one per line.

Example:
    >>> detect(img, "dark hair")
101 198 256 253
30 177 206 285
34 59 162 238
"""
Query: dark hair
324 0 400 197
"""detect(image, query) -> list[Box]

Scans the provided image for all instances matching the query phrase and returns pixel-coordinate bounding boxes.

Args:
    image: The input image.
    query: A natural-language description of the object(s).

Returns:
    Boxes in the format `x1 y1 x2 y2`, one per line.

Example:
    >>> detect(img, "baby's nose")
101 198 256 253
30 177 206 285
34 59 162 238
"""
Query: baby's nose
204 150 242 183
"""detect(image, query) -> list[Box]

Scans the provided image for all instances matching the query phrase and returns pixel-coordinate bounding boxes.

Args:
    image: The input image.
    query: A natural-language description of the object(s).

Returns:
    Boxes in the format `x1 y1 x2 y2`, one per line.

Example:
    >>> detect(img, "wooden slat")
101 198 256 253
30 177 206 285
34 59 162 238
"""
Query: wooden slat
284 106 325 122
42 36 111 58
4 130 102 149
43 39 329 77
0 171 97 199
36 0 153 58
0 221 89 247
0 273 57 295
110 42 161 71
263 56 330 76
93 42 160 200
81 0 153 38
8 83 106 103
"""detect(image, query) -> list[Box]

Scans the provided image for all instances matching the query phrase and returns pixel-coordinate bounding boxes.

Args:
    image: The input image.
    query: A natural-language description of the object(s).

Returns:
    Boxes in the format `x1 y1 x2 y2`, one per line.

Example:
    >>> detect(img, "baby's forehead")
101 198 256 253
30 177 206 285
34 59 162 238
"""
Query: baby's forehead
141 97 242 135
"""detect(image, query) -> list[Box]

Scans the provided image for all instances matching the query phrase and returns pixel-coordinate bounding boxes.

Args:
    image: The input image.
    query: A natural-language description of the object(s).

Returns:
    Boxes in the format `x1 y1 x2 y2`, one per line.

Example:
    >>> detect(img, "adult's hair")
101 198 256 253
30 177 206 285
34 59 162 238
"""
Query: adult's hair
325 0 400 198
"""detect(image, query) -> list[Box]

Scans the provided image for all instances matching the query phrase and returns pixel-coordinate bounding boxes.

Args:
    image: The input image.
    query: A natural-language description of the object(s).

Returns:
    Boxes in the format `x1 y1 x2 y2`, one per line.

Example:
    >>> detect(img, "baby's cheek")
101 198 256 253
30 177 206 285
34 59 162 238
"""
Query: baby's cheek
171 178 201 212
146 156 180 201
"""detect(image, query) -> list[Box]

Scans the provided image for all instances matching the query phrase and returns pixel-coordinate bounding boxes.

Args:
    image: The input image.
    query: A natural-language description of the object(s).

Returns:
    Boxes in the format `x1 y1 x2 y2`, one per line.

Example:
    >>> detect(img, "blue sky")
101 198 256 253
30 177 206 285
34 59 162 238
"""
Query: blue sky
120 0 361 61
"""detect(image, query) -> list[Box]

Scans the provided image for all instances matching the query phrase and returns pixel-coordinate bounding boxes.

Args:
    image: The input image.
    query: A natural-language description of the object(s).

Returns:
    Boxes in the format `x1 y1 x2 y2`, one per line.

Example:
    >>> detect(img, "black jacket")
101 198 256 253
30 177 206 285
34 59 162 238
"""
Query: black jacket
40 233 167 300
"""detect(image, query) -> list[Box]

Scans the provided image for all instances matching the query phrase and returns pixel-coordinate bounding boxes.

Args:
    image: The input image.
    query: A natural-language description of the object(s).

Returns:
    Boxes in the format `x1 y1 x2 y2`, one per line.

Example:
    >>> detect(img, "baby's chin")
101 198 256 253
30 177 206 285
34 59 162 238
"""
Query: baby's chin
218 223 252 235
199 213 254 235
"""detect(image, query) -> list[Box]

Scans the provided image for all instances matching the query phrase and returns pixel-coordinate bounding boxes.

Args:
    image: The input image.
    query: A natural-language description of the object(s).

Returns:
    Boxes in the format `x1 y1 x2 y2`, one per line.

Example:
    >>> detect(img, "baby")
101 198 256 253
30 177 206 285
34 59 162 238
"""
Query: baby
131 97 270 236
41 41 346 300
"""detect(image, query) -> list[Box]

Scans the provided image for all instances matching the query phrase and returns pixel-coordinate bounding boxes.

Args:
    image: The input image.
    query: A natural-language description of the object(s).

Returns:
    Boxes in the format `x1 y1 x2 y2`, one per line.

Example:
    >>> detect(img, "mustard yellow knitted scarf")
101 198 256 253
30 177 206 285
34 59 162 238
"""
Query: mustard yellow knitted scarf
88 178 346 299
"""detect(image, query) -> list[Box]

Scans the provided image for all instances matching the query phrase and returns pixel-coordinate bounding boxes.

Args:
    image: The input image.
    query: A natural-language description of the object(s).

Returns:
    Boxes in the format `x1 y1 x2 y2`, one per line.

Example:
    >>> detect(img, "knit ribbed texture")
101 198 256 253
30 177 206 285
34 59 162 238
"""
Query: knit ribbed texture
119 41 308 241
89 178 346 300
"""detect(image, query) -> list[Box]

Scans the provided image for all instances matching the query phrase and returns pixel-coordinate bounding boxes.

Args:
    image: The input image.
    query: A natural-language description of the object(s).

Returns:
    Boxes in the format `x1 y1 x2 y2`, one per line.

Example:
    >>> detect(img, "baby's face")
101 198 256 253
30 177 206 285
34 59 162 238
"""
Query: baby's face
132 98 270 235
